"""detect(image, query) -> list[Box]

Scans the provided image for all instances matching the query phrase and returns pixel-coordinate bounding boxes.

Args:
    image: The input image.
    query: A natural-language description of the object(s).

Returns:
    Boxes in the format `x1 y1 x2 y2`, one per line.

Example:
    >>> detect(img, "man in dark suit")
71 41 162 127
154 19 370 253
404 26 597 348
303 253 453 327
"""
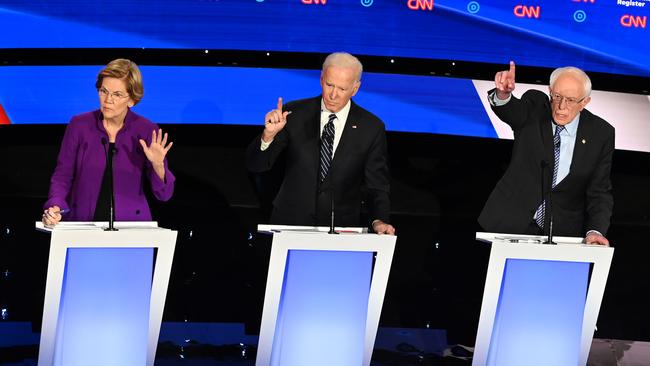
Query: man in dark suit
246 52 395 234
478 61 614 245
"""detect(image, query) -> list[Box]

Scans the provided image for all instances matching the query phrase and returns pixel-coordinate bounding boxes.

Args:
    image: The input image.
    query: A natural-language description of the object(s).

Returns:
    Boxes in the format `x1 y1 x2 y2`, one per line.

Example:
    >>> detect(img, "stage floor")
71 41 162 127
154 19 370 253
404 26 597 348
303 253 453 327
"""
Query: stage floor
0 322 648 365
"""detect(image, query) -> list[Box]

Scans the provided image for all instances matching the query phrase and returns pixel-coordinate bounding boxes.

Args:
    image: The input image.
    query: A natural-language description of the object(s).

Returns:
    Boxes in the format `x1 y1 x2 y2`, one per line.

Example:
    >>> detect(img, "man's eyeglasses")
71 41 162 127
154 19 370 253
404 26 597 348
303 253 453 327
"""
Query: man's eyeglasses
98 87 129 101
549 92 585 107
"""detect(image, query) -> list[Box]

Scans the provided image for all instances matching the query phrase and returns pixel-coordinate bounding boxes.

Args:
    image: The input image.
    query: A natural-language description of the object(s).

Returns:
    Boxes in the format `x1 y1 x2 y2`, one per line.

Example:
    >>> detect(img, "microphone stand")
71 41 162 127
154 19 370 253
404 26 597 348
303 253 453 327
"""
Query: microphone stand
328 191 337 234
541 161 555 244
102 138 118 231
328 162 337 235
545 193 556 245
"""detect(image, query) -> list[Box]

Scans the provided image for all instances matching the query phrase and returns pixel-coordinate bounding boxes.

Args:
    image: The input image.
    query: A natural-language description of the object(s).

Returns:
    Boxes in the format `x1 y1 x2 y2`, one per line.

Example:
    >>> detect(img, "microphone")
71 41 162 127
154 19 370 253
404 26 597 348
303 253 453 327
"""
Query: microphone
540 160 555 244
101 138 118 231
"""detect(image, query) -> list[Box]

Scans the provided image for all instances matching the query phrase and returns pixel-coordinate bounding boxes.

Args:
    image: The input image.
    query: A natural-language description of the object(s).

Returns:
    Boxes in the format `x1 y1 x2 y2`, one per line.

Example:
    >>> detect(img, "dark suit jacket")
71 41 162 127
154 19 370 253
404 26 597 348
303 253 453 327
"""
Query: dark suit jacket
246 96 390 227
478 89 614 237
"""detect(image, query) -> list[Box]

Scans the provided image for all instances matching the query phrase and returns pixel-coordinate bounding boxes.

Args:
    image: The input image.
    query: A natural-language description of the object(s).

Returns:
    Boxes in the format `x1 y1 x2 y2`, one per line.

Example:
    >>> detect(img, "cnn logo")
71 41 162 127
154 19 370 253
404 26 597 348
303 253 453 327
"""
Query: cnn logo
620 15 646 28
514 5 540 18
407 0 434 11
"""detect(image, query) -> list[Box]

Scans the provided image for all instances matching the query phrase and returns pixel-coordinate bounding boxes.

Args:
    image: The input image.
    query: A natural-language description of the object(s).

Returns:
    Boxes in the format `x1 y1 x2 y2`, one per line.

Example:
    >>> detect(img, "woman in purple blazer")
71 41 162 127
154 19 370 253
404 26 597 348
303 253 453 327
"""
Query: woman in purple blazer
42 59 174 226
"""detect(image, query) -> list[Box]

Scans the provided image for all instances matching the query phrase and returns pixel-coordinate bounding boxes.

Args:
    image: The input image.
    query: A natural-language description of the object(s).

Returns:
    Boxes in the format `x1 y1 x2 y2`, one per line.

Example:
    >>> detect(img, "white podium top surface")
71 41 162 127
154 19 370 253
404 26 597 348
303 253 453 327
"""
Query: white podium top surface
476 232 587 246
257 224 368 234
35 221 163 233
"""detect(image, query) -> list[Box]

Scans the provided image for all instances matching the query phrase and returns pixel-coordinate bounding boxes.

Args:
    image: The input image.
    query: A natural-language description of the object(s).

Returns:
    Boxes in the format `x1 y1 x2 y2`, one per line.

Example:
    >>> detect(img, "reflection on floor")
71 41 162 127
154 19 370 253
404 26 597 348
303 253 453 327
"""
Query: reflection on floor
0 322 648 366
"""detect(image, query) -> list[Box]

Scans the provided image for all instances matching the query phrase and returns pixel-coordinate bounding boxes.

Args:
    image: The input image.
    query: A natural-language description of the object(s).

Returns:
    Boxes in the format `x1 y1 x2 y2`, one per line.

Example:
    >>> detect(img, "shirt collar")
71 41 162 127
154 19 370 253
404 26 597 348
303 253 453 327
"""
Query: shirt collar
96 108 133 133
320 99 352 122
555 113 580 137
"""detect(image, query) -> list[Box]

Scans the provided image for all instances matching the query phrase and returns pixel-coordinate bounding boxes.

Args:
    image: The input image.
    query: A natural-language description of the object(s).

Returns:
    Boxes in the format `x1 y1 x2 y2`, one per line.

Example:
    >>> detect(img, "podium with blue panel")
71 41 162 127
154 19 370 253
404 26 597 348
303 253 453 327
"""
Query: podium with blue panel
35 222 177 366
255 225 397 366
472 232 614 366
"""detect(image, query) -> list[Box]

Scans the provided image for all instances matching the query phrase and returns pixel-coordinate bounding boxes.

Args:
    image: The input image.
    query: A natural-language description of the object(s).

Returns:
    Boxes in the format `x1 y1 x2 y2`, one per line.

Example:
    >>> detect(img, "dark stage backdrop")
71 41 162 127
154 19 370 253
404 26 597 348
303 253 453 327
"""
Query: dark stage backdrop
0 123 649 345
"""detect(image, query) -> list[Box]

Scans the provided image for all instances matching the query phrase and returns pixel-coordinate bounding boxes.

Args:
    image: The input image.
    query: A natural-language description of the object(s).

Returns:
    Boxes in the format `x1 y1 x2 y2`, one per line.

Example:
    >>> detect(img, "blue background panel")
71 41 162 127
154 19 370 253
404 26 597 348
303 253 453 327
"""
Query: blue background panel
0 0 648 76
0 65 497 138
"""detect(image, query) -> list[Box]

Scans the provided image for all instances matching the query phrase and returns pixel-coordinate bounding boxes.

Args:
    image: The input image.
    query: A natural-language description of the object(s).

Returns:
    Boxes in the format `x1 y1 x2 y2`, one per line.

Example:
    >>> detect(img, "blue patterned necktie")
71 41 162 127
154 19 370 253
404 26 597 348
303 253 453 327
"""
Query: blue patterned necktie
319 113 336 182
535 124 566 229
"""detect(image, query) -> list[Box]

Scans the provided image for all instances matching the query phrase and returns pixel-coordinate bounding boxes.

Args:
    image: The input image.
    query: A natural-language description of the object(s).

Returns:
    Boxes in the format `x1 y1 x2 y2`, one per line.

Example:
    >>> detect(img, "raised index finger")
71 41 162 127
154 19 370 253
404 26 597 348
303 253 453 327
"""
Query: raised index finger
508 61 516 76
277 97 283 112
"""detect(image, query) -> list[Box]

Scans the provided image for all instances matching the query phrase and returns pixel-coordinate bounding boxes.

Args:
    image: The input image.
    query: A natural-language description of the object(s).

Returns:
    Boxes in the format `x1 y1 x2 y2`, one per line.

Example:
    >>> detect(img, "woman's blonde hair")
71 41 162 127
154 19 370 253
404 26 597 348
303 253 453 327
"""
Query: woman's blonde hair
95 58 144 105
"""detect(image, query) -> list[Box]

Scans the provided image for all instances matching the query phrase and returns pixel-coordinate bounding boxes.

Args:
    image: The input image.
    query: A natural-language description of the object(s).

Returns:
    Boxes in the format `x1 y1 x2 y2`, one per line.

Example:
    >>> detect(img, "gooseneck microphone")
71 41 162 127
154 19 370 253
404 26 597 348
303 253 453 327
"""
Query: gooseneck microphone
540 160 555 244
101 138 118 231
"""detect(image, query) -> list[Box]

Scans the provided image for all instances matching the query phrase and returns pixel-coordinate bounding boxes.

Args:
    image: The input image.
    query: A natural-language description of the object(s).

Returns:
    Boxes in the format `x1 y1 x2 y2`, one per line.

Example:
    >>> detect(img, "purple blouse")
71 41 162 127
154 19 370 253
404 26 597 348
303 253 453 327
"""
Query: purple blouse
44 109 175 221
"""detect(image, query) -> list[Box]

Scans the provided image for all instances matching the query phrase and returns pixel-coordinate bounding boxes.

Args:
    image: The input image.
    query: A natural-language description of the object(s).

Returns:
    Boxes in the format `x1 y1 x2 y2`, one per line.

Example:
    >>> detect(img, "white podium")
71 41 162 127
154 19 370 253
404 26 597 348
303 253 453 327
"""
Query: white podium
473 232 614 366
35 222 177 366
255 225 397 366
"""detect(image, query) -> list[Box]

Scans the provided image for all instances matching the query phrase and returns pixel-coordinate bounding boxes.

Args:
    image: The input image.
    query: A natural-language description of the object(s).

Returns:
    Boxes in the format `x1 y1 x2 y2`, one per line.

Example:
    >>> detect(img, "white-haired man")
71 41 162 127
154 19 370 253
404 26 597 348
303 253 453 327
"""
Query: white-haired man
479 61 614 245
247 52 395 234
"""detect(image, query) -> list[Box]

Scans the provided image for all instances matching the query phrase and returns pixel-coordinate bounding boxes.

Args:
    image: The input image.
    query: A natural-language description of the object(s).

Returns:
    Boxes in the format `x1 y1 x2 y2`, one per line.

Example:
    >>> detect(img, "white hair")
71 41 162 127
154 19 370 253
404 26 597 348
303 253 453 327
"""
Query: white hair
549 66 592 97
322 52 363 82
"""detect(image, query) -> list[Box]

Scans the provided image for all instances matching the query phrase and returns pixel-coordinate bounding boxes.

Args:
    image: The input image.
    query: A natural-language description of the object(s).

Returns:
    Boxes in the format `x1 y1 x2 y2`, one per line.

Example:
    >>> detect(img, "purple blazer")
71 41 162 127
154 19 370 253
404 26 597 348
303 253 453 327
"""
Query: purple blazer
44 109 175 221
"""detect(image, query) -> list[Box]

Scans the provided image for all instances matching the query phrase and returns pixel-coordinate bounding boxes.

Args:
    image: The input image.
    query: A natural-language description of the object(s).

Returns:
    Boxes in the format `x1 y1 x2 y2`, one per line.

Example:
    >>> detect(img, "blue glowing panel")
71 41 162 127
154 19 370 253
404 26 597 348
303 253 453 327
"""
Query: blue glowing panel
487 259 590 366
0 1 648 76
0 66 496 138
271 250 373 366
54 248 153 366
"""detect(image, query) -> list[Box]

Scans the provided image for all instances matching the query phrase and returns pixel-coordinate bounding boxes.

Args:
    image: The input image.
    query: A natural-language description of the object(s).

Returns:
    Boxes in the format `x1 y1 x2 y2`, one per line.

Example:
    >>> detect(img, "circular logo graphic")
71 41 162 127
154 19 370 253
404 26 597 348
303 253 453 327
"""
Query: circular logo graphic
574 10 587 23
361 0 373 7
467 1 480 14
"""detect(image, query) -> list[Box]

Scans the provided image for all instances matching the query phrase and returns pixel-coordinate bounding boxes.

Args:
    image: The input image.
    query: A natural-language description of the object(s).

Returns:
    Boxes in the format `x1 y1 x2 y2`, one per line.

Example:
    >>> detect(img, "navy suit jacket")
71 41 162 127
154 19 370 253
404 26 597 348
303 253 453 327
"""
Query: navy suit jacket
478 89 614 237
246 96 390 227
